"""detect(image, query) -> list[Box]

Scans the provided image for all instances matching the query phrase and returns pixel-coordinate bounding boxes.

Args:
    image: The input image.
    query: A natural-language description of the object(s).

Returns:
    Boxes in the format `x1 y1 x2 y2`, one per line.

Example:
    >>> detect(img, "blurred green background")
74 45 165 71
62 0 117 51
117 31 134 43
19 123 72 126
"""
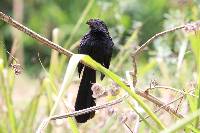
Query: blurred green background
1 0 196 76
0 0 200 132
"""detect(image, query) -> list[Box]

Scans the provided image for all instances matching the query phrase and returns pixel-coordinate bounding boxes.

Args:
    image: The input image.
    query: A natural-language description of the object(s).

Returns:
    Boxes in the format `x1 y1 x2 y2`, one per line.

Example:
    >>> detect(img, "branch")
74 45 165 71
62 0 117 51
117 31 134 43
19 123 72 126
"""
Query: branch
136 90 183 118
133 21 200 56
140 89 194 122
50 86 184 121
123 80 185 119
0 11 73 58
50 94 129 120
133 25 184 56
145 85 197 97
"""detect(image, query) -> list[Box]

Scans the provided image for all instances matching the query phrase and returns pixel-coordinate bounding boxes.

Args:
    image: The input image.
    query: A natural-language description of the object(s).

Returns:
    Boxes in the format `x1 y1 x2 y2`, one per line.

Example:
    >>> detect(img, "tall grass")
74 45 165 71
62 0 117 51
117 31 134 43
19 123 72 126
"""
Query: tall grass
1 5 200 133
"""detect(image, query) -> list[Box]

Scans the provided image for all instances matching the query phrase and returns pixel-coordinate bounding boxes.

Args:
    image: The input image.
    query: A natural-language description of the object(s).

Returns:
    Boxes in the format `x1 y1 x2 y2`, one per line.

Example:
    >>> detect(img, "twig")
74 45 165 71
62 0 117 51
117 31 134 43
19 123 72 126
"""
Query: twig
132 57 137 87
136 90 183 118
124 122 134 133
133 25 185 56
50 87 184 121
140 96 183 122
175 95 184 113
133 115 140 133
0 11 73 58
139 89 194 122
133 20 200 56
175 88 186 113
120 80 185 118
145 85 197 97
6 50 23 75
6 51 18 63
50 94 129 120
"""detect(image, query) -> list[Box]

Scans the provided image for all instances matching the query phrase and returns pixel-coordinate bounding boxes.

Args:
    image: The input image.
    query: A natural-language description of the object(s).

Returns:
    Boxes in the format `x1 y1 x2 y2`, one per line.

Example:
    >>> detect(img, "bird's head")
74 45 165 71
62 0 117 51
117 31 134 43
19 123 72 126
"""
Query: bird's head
86 19 108 34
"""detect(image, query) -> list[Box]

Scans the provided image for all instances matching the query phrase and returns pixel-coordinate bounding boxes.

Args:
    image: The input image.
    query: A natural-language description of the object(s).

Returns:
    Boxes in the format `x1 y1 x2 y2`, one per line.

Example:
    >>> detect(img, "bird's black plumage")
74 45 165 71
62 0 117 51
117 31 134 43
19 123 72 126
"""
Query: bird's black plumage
75 19 114 123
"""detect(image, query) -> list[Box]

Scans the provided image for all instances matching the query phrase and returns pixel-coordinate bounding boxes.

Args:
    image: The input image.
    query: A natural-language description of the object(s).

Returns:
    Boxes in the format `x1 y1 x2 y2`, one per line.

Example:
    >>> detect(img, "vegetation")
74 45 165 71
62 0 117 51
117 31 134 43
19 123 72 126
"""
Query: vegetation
0 0 200 132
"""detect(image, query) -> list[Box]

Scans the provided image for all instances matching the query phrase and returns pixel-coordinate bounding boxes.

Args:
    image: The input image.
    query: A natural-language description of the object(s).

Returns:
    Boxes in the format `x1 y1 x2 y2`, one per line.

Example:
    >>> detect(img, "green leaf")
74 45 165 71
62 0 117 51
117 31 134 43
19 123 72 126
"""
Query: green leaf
81 55 165 129
49 54 82 133
126 100 158 132
189 35 200 127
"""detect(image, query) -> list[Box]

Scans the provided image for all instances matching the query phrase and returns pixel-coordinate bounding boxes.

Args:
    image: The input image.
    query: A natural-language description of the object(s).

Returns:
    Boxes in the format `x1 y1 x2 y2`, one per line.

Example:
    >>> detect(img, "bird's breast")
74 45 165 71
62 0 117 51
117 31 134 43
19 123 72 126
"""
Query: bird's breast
89 39 107 64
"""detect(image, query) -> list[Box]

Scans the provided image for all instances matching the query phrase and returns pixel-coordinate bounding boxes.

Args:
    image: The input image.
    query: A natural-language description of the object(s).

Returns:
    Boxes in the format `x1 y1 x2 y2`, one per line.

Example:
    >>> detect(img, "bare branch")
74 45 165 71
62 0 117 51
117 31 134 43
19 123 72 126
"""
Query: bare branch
145 85 197 97
50 85 185 121
124 122 134 133
0 11 73 58
50 94 129 120
140 88 195 122
133 25 185 56
132 20 200 57
136 90 183 118
140 92 188 122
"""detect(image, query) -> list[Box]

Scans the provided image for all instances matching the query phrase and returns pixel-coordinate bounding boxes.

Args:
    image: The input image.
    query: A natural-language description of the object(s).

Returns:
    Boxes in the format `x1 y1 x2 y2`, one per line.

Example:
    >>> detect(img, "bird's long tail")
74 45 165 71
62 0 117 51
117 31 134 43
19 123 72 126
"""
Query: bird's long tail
75 66 96 123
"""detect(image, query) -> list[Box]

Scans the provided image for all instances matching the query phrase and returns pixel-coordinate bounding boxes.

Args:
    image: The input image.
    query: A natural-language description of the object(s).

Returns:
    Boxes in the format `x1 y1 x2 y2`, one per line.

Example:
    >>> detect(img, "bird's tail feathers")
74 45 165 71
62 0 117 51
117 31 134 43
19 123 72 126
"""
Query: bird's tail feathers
75 66 96 123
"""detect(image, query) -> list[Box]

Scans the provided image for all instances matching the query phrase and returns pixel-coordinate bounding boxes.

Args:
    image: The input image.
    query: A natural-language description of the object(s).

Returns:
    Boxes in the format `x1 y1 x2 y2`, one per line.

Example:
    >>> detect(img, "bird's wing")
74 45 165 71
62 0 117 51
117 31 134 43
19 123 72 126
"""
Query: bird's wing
104 39 113 69
78 33 92 77
101 38 114 80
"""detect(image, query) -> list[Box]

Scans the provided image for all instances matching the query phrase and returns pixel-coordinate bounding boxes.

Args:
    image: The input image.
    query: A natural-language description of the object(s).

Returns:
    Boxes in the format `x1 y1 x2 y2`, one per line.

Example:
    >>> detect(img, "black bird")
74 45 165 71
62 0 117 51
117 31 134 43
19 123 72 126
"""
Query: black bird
75 19 114 123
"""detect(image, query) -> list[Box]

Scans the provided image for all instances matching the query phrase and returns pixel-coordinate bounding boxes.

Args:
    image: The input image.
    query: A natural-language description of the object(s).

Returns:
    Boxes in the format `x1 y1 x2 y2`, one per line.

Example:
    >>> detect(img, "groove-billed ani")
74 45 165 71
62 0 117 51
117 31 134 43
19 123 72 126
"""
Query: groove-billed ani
75 19 114 123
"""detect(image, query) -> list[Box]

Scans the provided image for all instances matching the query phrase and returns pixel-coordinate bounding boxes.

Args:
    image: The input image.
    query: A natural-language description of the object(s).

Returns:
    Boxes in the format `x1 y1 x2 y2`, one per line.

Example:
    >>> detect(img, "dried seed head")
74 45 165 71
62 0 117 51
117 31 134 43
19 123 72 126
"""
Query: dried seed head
107 107 115 116
91 83 107 98
184 21 200 33
128 111 137 121
101 91 108 97
150 79 158 87
91 83 102 97
110 83 120 96
119 113 128 123
111 81 120 88
11 63 22 75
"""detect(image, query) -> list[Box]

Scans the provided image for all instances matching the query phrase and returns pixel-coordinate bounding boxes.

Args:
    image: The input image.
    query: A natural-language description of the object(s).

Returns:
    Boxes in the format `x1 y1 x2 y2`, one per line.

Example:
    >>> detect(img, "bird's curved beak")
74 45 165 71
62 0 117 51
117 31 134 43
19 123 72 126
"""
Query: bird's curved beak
86 20 91 25
86 20 94 29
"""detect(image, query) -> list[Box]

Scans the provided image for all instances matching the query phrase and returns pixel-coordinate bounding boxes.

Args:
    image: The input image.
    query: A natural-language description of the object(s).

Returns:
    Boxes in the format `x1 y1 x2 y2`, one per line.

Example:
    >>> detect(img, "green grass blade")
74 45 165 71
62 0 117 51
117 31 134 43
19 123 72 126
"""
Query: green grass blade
0 60 17 133
58 0 94 77
0 118 8 133
126 100 158 132
0 40 8 66
190 35 200 127
49 54 83 133
49 54 84 116
81 55 165 129
63 0 94 48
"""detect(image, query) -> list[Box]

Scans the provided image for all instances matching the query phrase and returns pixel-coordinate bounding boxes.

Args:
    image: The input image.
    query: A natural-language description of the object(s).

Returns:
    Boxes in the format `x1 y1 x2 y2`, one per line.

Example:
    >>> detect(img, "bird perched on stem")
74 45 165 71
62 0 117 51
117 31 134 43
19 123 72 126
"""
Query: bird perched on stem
75 19 114 123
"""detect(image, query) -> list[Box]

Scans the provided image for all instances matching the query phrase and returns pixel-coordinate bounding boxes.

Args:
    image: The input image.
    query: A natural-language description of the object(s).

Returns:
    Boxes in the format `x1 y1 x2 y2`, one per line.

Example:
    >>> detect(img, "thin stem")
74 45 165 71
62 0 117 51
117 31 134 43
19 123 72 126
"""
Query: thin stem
0 11 73 58
50 94 129 120
133 25 185 56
